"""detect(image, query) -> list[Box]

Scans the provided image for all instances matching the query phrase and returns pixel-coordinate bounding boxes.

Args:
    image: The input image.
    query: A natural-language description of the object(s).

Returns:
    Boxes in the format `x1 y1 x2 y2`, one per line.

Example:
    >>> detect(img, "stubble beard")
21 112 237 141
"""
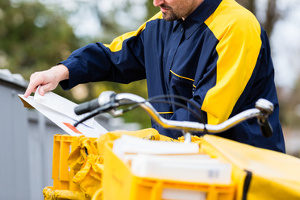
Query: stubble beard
160 4 181 21
162 10 180 21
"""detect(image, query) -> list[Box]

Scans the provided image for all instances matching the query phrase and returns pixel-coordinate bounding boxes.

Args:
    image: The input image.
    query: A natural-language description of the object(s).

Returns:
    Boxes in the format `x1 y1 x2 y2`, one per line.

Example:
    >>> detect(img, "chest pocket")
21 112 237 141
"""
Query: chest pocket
169 69 195 100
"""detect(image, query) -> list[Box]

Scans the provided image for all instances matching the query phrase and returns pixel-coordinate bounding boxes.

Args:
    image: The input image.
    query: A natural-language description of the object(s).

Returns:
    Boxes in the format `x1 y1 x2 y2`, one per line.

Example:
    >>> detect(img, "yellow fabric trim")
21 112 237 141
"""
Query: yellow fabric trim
104 12 163 52
158 112 174 114
170 70 195 82
202 0 262 125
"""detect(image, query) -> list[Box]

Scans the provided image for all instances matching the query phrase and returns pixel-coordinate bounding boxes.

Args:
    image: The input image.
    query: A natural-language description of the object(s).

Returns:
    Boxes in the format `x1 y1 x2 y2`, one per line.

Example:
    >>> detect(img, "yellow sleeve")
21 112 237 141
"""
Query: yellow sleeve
202 2 262 125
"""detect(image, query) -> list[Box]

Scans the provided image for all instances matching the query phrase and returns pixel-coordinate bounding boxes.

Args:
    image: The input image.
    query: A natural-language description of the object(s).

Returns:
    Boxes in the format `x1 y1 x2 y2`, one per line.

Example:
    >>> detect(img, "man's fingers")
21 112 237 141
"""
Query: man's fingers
24 66 65 97
24 88 31 98
24 73 44 97
39 85 46 96
39 83 54 96
24 83 39 97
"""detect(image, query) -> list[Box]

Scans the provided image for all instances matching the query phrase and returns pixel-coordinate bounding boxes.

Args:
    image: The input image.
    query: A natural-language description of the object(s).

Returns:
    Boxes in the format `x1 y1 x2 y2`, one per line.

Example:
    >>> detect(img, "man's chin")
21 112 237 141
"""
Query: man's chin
162 12 179 21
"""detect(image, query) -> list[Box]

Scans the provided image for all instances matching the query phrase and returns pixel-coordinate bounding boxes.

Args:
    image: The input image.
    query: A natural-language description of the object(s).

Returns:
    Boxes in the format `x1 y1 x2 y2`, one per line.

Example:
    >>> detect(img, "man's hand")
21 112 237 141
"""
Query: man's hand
24 64 69 97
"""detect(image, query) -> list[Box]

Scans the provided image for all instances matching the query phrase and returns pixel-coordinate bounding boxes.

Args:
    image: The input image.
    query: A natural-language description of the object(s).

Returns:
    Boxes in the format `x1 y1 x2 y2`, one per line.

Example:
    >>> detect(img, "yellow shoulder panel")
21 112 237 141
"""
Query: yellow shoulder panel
203 0 262 125
104 12 163 52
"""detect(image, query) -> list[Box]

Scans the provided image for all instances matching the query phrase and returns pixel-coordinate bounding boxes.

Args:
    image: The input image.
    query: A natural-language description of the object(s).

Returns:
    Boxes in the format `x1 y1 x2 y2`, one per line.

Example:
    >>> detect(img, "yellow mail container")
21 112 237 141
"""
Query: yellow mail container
52 134 98 191
103 142 235 200
52 134 81 190
45 134 99 200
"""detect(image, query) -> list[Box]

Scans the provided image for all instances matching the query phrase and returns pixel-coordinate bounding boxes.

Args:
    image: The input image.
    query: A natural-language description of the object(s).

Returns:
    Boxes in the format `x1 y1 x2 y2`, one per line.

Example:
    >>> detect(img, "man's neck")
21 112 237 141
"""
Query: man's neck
182 0 204 20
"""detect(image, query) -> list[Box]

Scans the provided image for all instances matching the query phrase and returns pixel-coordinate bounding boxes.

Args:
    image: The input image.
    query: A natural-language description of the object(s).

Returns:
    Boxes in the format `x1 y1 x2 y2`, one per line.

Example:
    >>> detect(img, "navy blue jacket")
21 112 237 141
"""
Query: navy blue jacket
60 0 285 152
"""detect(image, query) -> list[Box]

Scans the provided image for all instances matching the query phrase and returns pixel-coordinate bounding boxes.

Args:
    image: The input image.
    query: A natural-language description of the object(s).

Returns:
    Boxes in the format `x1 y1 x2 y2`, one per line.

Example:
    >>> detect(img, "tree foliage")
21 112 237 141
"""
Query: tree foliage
0 0 81 99
0 0 80 77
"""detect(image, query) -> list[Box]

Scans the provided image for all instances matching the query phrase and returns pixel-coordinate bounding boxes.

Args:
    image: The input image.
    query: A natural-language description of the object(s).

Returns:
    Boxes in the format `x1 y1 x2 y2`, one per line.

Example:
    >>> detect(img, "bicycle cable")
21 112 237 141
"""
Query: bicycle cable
120 98 203 122
148 94 203 115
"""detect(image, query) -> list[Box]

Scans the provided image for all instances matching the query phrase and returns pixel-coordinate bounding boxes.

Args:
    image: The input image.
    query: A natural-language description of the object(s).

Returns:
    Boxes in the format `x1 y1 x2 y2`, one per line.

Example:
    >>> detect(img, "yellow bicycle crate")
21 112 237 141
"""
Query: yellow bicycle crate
45 134 99 200
52 134 97 190
52 134 81 190
103 142 235 200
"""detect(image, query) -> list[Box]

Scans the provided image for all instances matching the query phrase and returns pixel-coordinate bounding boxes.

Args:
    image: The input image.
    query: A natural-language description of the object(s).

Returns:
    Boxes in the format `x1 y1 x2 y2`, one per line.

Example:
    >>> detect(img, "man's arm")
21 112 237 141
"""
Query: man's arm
24 30 146 97
59 12 162 90
59 33 146 90
24 12 163 96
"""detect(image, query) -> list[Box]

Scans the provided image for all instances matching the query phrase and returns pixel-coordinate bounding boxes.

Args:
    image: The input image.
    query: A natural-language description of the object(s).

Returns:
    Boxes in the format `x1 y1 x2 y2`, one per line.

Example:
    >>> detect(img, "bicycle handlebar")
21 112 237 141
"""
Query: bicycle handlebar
74 91 274 138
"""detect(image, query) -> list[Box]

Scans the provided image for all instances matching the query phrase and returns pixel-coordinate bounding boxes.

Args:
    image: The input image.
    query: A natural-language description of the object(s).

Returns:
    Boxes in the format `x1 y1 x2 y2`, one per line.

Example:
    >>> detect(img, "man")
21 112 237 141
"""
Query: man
24 0 285 152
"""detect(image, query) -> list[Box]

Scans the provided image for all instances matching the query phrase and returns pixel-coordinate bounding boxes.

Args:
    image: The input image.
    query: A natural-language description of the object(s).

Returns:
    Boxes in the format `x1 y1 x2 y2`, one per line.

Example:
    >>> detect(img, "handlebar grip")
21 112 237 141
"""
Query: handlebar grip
258 119 273 138
74 98 99 115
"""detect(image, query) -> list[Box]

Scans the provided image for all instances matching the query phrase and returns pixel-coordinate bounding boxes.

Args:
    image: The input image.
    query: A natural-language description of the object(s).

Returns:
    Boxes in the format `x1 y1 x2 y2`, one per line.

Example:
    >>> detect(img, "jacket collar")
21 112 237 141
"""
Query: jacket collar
173 0 222 39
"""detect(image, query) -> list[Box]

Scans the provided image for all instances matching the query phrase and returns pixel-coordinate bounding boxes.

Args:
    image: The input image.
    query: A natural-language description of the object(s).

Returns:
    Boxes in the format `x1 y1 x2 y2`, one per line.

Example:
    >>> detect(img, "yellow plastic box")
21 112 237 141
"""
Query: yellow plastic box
52 134 81 190
103 142 235 200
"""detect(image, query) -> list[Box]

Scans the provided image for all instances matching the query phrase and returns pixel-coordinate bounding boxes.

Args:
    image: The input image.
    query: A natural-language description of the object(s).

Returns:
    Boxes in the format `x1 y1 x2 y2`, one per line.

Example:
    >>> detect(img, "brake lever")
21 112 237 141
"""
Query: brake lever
255 99 274 138
257 118 273 138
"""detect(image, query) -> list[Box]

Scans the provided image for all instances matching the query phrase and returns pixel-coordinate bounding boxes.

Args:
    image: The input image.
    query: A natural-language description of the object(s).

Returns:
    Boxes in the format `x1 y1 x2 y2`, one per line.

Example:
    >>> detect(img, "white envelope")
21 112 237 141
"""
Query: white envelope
19 88 107 137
